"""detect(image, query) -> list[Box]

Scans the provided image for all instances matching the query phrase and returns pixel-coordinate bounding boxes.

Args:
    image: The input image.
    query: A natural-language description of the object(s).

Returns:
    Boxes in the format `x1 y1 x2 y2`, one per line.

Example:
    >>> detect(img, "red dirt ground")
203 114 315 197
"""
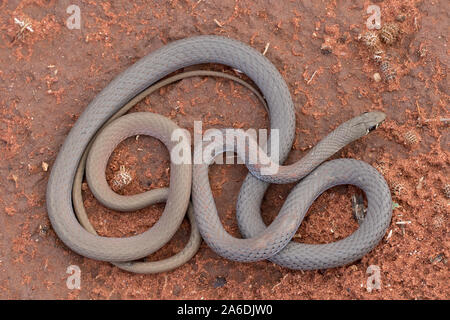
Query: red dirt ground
0 0 448 299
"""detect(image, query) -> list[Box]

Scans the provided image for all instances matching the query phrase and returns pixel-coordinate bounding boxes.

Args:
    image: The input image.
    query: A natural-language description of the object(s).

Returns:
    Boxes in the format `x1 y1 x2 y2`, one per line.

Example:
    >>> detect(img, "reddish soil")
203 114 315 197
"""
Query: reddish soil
0 0 448 299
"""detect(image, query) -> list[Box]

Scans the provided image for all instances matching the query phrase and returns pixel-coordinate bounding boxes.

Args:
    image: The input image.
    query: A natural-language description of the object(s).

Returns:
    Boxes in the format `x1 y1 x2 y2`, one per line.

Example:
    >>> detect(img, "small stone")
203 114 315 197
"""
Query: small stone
416 177 424 191
396 14 406 22
320 43 332 55
213 277 227 288
39 224 49 236
373 73 382 82
42 161 49 172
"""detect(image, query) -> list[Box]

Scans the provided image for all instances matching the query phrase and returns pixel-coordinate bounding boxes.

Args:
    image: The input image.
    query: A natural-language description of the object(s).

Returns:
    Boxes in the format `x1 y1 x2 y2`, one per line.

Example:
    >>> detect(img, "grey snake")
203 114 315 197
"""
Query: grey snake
46 36 392 273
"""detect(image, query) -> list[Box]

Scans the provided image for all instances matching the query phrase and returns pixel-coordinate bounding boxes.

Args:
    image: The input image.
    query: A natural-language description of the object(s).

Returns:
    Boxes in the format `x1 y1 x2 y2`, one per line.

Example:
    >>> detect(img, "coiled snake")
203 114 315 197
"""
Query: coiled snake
46 36 392 273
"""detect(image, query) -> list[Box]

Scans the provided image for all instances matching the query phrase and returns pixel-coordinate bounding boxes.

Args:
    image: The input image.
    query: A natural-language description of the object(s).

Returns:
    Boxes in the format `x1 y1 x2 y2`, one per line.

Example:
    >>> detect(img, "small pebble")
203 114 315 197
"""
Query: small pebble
373 73 382 82
320 43 332 55
213 277 227 288
396 15 406 22
320 38 333 55
42 161 49 172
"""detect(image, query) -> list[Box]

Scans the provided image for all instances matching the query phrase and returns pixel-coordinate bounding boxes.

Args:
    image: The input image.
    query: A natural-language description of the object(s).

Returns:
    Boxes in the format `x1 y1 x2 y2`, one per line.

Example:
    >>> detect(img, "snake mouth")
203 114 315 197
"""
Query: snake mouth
367 123 378 133
360 111 386 135
363 111 386 135
366 119 385 134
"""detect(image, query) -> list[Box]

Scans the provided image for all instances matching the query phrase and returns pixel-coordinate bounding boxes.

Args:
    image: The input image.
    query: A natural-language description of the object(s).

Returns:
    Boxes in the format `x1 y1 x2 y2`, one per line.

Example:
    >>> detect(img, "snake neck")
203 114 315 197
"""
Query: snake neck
251 119 366 184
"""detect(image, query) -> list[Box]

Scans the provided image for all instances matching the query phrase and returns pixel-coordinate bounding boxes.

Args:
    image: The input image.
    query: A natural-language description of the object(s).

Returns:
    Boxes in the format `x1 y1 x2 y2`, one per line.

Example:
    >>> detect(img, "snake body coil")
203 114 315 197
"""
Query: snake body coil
46 36 392 272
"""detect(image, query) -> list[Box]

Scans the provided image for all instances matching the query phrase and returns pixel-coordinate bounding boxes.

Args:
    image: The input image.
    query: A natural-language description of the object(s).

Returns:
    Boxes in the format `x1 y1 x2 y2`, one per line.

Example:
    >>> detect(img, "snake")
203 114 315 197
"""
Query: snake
46 35 392 272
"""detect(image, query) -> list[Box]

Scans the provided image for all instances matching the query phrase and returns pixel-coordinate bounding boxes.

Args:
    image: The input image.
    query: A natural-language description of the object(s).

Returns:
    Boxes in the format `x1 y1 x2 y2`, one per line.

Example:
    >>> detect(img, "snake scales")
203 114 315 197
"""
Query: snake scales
46 36 392 273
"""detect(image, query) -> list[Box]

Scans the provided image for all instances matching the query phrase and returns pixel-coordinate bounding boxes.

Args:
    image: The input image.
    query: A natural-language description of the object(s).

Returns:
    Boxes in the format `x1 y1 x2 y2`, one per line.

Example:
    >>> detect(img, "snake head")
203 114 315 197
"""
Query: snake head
358 111 386 135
